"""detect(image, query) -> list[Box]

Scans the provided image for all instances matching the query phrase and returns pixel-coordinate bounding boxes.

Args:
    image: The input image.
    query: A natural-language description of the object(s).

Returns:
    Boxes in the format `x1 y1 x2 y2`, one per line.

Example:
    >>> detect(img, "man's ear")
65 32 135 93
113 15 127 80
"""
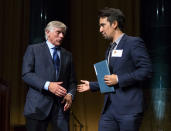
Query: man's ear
112 20 118 29
45 29 50 34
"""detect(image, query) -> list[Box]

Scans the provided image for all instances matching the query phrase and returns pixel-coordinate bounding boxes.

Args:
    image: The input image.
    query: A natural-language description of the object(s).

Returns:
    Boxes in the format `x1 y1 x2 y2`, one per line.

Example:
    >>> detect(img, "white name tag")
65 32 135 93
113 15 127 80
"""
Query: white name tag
112 50 123 57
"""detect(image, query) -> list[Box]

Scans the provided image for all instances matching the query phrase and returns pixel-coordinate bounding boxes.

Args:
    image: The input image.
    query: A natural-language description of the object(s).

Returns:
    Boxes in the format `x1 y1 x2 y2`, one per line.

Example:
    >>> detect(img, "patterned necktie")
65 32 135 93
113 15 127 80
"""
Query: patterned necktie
108 42 117 63
108 42 117 73
53 47 60 74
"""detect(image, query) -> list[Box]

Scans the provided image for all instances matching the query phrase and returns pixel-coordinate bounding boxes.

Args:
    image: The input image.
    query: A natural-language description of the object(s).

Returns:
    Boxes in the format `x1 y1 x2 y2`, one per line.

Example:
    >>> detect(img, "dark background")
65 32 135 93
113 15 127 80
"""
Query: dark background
0 0 171 130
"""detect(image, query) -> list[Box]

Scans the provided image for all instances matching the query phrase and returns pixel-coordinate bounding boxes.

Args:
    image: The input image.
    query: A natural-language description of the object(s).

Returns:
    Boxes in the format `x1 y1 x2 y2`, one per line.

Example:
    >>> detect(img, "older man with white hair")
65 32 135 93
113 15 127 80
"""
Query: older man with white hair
22 21 77 131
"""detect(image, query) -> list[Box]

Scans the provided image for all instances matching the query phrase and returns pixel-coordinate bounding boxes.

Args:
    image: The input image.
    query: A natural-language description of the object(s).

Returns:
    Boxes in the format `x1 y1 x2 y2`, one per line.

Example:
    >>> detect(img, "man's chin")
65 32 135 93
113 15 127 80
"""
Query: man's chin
103 36 110 40
54 41 62 46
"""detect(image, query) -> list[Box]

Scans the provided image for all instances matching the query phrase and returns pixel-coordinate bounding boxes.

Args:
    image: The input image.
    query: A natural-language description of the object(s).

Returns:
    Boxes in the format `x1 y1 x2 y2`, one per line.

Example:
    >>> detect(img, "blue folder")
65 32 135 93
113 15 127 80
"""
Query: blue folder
94 60 115 93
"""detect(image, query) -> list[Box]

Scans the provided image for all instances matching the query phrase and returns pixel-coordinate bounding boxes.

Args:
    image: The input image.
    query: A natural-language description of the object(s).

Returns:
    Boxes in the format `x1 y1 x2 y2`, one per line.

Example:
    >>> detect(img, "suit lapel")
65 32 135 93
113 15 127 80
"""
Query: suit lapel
116 34 127 49
42 42 55 70
113 34 127 70
57 48 65 79
105 46 111 59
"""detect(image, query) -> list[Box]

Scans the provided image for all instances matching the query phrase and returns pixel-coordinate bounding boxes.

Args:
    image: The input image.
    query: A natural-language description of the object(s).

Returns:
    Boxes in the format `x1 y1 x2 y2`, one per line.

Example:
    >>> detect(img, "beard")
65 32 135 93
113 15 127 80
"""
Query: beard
102 34 112 41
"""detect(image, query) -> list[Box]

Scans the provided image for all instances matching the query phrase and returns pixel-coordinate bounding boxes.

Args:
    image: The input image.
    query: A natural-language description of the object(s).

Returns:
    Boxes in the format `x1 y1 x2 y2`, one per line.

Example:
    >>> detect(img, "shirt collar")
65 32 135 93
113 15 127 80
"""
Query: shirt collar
46 40 55 49
115 33 125 45
46 40 61 50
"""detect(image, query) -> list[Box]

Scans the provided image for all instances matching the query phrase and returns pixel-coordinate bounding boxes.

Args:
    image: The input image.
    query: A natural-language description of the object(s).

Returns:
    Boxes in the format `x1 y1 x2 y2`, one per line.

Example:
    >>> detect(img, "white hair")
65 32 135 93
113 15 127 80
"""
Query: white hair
44 21 67 40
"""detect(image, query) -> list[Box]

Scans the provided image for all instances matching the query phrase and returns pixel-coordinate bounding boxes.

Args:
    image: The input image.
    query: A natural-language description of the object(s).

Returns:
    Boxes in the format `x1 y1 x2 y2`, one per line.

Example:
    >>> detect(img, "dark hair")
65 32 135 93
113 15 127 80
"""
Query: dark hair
98 7 125 31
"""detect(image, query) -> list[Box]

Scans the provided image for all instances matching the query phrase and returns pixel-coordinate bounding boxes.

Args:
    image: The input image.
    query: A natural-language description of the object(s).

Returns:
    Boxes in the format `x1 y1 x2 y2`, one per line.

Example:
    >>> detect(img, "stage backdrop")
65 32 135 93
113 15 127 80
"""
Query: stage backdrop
3 0 171 131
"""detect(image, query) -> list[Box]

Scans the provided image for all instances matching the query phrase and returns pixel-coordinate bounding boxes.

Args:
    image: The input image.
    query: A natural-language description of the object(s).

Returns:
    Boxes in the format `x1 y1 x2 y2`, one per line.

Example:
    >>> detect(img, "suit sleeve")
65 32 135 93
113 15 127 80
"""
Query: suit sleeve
22 45 46 91
89 81 100 91
118 38 152 88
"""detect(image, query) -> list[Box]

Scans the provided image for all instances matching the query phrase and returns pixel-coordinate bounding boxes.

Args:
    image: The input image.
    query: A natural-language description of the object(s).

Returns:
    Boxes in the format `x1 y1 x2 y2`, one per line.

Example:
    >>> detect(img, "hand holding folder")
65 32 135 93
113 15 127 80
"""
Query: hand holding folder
94 60 115 93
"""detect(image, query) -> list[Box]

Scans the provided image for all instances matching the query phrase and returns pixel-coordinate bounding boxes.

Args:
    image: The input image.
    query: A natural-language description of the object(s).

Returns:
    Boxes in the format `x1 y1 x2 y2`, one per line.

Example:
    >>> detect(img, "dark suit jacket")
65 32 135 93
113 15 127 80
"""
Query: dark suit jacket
90 34 152 115
22 42 77 120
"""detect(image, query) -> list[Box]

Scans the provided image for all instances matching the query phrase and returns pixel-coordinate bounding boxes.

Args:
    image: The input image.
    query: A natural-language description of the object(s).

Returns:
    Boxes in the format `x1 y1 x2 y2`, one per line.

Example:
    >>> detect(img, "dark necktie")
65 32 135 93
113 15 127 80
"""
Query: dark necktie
108 42 117 63
53 47 60 74
108 42 117 73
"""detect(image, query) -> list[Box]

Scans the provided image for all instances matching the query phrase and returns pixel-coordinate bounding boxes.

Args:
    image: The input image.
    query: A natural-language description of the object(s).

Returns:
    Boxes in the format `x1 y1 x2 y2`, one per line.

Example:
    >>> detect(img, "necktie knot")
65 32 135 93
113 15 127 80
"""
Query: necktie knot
53 46 60 51
109 42 117 50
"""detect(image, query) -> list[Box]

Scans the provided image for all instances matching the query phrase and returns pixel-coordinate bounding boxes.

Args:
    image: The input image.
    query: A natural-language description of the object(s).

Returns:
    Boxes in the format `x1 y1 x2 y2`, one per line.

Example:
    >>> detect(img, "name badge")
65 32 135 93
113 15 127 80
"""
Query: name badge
112 50 123 57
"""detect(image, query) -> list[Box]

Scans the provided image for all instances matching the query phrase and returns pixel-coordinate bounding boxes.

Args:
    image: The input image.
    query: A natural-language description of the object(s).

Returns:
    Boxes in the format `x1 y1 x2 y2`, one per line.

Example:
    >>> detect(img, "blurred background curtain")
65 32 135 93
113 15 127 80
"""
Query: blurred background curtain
1 0 171 131
0 0 30 127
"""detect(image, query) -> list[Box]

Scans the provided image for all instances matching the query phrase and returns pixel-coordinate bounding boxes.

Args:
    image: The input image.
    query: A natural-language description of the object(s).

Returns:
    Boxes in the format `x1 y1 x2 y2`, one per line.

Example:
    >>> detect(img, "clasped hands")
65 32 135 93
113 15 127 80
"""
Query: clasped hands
48 82 72 111
77 74 118 92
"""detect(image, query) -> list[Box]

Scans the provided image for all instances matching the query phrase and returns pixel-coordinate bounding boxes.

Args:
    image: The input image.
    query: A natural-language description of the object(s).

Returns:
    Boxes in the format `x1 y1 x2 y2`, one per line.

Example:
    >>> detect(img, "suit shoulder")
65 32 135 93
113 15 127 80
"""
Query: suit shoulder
24 42 46 55
124 35 145 47
27 42 46 48
125 35 143 42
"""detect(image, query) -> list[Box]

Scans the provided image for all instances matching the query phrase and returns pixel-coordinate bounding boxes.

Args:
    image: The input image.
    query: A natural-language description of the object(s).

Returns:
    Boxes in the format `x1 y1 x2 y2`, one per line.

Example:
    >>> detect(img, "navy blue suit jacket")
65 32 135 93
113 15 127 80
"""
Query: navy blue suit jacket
90 34 152 115
22 42 77 120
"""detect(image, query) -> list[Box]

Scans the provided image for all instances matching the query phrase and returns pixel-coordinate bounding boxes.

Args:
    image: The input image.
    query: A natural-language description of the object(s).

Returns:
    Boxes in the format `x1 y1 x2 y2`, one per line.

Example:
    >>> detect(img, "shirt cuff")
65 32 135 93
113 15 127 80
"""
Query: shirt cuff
44 81 50 90
116 75 119 83
67 93 72 96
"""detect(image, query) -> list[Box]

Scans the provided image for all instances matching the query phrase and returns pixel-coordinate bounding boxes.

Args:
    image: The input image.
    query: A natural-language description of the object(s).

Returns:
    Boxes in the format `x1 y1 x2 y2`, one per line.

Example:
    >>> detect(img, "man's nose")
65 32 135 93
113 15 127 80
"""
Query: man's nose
99 27 103 33
59 33 64 38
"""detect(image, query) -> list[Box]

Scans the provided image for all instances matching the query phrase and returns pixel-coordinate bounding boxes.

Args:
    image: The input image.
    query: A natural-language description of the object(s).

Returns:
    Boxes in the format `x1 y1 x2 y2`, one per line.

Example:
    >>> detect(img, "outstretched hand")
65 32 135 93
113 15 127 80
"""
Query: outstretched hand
48 82 67 97
77 80 90 92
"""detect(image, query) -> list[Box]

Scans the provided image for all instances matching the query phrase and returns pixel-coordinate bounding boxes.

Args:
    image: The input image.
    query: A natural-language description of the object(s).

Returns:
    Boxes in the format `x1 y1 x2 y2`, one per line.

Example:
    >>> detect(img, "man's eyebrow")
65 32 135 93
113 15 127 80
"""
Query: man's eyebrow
99 23 105 26
56 30 65 33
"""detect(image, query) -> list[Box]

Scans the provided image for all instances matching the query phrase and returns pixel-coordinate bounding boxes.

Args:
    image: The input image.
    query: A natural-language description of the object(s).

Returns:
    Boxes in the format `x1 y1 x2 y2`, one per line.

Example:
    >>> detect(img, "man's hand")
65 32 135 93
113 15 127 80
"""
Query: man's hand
104 74 118 86
61 94 72 111
48 82 67 97
77 80 90 92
